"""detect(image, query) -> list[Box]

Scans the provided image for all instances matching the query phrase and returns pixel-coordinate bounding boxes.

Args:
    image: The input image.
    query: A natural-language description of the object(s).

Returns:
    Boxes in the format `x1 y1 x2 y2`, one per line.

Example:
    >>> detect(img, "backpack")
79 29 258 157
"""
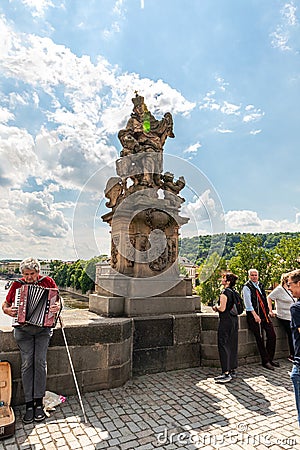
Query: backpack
228 288 244 316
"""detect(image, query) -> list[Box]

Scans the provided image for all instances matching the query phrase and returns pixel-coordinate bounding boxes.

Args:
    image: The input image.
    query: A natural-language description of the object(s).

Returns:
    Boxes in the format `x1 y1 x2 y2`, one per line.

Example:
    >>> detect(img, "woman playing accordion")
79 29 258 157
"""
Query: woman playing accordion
2 257 61 424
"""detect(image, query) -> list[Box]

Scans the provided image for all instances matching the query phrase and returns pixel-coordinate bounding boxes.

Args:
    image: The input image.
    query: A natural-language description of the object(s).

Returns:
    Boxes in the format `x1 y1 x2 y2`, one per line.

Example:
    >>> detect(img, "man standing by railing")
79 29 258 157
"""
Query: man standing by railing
242 268 278 370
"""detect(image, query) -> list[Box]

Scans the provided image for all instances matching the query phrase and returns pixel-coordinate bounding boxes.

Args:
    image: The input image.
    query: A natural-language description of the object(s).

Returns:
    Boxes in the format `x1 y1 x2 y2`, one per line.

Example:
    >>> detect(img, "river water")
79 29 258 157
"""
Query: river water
0 279 88 330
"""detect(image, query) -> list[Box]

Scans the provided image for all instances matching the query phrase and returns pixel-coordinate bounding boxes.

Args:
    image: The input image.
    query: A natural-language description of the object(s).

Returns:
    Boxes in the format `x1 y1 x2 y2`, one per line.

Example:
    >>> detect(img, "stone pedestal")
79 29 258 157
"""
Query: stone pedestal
89 273 201 317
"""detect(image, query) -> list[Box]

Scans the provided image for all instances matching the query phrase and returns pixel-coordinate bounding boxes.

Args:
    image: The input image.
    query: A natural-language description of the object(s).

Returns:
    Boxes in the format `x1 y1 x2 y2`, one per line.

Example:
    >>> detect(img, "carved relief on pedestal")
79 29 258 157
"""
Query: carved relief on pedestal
111 235 119 269
145 208 172 231
167 237 177 265
125 235 135 268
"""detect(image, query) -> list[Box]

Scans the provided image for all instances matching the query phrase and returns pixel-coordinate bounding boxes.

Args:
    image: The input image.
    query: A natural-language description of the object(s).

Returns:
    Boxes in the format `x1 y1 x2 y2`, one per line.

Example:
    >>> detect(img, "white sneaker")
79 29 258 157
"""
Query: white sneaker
214 373 232 383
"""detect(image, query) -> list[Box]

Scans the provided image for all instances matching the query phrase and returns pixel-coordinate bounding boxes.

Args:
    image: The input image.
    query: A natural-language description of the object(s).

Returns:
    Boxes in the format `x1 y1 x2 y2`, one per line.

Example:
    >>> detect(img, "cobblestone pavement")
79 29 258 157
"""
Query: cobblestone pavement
1 359 300 450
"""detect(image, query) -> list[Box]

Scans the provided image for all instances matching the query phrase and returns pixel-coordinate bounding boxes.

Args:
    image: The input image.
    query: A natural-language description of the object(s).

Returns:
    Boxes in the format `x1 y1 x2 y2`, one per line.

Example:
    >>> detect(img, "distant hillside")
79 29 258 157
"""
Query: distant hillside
179 232 300 265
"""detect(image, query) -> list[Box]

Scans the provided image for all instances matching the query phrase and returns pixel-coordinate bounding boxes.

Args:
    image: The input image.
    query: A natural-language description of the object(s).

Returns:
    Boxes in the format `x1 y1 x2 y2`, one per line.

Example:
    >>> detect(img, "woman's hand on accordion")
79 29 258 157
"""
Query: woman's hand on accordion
2 301 17 317
49 302 60 314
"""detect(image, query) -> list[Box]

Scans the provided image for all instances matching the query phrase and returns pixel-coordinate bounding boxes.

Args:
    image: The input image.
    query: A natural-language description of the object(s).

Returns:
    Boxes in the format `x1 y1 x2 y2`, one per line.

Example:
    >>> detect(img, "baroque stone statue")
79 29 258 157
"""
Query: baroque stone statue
102 93 189 279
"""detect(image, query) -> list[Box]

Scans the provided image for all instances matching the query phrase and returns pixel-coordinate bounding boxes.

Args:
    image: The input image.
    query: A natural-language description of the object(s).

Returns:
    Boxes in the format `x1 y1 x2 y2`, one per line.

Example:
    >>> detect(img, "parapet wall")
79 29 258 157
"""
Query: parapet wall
0 311 133 406
200 313 289 367
0 311 289 406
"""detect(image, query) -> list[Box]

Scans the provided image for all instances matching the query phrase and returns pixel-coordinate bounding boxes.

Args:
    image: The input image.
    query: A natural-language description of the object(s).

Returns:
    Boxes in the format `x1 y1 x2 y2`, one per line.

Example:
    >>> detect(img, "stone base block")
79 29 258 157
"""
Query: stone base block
89 294 124 316
95 275 193 299
124 296 197 317
128 277 190 298
95 275 128 297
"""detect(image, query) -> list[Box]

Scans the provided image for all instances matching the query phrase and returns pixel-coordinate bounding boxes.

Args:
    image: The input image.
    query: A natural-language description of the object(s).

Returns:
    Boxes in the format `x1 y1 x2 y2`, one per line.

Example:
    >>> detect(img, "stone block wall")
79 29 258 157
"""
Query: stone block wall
0 311 290 406
0 311 133 406
133 314 201 375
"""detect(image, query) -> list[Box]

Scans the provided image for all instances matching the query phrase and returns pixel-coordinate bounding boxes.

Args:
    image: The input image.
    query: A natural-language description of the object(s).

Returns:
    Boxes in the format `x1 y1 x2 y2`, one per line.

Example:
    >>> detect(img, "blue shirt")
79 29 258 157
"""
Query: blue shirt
242 281 262 312
290 301 300 366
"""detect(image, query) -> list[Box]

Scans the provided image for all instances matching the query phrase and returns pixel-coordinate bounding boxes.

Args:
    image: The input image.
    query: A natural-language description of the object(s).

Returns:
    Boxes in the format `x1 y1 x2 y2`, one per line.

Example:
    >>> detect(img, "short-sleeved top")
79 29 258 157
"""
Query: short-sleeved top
268 285 295 320
290 302 300 366
5 276 57 306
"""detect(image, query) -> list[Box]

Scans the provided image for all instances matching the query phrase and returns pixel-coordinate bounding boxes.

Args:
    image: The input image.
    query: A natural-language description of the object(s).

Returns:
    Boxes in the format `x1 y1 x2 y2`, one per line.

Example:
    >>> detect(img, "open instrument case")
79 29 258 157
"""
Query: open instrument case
0 361 15 439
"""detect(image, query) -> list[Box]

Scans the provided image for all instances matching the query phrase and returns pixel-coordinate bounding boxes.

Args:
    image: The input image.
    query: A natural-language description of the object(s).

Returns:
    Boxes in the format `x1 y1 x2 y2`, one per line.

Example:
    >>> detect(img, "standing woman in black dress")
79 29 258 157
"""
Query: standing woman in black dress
212 272 239 383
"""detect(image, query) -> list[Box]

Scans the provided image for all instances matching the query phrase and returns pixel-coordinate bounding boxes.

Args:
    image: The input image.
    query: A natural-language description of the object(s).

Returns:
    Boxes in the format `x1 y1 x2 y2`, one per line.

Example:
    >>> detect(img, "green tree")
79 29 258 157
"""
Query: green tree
79 257 102 293
79 271 93 294
228 234 273 290
54 263 68 287
196 252 227 305
270 236 300 284
66 261 78 287
178 264 188 276
72 265 83 290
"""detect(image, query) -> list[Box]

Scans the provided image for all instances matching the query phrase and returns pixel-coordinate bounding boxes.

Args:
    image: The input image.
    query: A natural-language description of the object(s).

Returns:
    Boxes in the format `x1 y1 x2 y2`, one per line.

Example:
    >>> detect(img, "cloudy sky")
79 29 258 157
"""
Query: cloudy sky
0 0 299 261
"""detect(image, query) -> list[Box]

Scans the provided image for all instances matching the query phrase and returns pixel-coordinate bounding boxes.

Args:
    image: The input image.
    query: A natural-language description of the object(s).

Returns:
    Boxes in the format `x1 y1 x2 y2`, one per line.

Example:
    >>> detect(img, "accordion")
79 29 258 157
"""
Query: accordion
12 285 60 328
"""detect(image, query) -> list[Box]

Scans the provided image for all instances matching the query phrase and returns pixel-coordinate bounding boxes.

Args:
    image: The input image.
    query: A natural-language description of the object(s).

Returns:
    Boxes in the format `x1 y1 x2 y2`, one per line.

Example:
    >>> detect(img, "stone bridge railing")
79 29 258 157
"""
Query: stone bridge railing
0 311 289 405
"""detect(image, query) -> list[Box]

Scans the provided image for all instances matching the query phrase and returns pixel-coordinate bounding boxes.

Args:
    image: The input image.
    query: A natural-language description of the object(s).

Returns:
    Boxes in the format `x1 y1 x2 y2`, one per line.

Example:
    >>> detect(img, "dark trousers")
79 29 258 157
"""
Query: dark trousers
14 325 52 403
217 315 238 373
277 317 294 357
247 313 276 365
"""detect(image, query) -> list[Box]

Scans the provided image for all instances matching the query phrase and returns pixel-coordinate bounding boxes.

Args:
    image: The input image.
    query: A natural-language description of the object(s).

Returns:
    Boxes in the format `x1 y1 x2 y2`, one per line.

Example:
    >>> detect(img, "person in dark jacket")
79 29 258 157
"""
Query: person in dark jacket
242 268 277 370
213 272 239 383
287 269 300 426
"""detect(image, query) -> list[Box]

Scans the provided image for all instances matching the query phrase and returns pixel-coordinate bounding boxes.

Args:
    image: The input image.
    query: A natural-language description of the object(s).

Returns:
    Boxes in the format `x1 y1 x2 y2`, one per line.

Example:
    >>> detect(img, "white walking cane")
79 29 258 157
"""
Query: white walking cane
59 316 88 423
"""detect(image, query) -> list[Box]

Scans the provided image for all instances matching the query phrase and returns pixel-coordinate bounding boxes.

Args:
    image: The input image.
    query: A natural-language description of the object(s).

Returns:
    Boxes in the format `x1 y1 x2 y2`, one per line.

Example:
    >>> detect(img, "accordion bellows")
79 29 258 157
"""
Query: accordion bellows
13 284 59 327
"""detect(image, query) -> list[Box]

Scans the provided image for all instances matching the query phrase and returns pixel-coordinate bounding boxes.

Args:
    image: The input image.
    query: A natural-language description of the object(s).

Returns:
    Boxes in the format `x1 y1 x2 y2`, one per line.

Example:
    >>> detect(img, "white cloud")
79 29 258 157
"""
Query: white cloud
271 30 291 51
183 190 217 219
199 87 241 117
270 2 298 52
283 2 297 26
183 142 202 154
225 210 300 233
103 22 121 40
0 185 75 259
19 0 54 18
8 189 69 237
216 125 233 134
0 108 14 124
102 0 126 40
0 124 38 188
243 105 264 123
181 189 225 239
220 101 241 116
215 76 229 92
199 85 264 133
9 92 31 108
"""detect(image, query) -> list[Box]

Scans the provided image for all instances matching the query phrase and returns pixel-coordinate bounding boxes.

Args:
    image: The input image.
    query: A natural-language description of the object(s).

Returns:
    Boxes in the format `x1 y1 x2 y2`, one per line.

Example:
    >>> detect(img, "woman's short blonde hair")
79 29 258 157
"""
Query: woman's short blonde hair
288 269 300 284
280 273 289 285
19 257 40 273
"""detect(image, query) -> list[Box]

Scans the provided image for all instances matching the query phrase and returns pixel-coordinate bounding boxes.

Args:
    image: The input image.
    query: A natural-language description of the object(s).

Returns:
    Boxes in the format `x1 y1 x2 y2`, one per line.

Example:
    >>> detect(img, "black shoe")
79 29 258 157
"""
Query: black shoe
34 405 46 422
23 407 34 424
270 361 280 367
230 369 237 378
214 373 232 383
263 362 275 370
